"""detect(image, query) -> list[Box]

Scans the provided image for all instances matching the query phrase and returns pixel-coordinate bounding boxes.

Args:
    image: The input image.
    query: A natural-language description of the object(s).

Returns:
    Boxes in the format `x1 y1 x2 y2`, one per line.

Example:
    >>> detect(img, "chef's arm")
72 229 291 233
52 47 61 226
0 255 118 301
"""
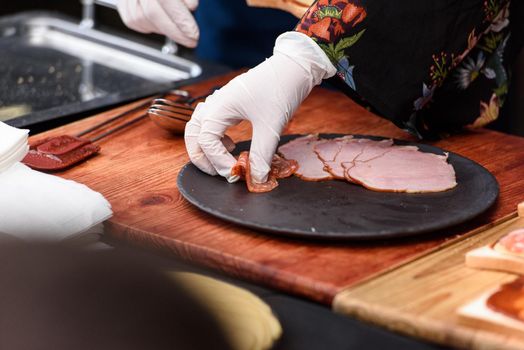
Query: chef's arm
295 0 513 138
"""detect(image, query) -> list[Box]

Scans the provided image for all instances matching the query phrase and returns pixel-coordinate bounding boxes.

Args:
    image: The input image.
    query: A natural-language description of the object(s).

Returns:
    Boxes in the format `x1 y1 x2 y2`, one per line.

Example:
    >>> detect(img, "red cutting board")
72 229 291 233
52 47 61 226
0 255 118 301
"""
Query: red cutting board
31 72 524 305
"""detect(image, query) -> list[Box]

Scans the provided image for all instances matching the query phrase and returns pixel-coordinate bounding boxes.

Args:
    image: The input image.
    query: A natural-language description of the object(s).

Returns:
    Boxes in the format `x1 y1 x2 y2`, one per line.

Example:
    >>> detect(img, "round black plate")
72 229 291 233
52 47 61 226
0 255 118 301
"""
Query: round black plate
177 134 499 240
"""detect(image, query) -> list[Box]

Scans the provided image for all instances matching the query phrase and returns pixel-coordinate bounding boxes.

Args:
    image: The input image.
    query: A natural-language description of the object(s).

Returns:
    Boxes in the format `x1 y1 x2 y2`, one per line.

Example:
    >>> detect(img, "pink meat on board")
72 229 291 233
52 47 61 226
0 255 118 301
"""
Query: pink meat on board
319 138 393 179
313 136 354 179
278 135 333 181
345 146 457 193
340 139 400 175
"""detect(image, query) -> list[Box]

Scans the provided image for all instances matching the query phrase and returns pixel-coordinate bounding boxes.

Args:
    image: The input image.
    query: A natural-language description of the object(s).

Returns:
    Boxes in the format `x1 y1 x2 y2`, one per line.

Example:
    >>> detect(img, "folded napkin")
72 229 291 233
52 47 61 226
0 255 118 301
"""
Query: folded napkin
0 122 112 241
170 272 282 350
0 122 28 172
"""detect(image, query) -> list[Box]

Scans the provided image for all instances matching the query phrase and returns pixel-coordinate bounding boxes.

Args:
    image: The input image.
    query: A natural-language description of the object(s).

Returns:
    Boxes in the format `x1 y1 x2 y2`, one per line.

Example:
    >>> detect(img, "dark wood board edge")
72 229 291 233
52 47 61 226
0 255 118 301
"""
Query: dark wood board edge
105 212 515 305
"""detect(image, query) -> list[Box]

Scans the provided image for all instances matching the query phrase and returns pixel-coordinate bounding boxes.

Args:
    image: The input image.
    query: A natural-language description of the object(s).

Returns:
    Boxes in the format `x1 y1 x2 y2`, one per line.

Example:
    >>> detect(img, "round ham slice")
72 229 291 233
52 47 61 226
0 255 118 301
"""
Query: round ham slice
278 135 333 181
314 136 354 179
321 138 393 180
344 147 457 193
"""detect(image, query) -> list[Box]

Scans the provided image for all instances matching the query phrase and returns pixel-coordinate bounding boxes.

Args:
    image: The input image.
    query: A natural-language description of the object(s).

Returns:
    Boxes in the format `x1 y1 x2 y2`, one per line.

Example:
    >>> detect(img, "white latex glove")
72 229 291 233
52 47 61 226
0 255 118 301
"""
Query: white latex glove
117 0 199 48
185 32 336 183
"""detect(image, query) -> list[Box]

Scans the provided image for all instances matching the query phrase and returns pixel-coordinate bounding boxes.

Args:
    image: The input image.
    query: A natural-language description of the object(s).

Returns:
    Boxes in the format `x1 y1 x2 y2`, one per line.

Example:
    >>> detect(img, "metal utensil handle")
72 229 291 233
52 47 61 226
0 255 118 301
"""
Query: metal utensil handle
76 98 154 138
80 0 178 54
89 113 147 143
80 0 115 29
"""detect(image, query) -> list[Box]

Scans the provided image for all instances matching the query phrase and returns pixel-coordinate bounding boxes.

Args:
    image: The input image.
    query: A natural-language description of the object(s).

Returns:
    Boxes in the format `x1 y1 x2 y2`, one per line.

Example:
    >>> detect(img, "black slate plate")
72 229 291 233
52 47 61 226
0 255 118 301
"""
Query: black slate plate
177 134 499 240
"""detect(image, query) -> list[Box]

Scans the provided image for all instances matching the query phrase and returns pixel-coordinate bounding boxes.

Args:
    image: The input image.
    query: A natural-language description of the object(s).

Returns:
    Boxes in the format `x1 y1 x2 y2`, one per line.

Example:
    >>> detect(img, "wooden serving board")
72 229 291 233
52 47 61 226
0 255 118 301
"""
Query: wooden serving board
333 205 524 349
32 71 524 305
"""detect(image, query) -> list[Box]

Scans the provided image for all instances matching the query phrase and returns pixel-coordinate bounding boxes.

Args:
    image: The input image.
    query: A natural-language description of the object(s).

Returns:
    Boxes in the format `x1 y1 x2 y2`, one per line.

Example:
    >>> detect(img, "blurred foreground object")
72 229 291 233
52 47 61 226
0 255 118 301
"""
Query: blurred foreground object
0 243 233 350
171 272 282 350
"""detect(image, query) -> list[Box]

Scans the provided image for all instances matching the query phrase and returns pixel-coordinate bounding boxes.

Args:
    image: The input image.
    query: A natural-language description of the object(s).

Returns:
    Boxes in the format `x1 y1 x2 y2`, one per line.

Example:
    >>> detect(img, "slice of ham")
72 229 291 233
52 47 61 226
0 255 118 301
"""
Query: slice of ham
344 146 457 193
318 138 394 179
313 136 353 179
243 135 457 194
231 151 298 193
278 135 332 181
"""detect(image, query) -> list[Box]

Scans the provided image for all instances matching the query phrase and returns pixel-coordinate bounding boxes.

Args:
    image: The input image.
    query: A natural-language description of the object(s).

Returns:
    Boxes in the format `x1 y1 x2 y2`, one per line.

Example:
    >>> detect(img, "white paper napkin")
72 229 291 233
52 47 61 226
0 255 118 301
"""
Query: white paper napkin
0 163 113 240
0 122 28 172
0 122 113 241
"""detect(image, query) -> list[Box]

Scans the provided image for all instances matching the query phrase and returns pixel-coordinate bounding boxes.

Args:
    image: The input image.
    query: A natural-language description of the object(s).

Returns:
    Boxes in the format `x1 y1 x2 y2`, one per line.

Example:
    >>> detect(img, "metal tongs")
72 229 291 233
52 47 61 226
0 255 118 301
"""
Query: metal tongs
22 99 152 172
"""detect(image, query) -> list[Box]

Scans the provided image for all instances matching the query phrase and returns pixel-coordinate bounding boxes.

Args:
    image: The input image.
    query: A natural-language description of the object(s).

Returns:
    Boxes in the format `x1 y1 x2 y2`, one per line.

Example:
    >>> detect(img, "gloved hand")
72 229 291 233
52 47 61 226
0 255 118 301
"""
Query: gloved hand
185 31 336 183
117 0 199 48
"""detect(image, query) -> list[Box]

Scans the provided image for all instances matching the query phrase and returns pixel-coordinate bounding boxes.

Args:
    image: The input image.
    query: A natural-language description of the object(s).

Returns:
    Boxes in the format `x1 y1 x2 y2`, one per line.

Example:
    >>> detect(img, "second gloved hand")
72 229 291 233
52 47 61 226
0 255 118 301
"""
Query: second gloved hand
185 32 336 183
117 0 199 48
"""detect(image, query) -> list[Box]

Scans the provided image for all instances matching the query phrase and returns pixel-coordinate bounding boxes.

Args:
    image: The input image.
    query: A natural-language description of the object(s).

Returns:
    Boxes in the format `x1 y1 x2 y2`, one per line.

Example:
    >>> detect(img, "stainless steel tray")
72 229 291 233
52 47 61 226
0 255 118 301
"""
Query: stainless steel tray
0 11 202 128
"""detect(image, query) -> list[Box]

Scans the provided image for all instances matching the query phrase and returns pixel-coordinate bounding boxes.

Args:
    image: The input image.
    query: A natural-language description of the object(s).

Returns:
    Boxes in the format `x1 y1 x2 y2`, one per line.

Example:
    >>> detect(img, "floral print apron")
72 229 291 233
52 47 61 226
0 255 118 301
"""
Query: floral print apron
296 0 522 139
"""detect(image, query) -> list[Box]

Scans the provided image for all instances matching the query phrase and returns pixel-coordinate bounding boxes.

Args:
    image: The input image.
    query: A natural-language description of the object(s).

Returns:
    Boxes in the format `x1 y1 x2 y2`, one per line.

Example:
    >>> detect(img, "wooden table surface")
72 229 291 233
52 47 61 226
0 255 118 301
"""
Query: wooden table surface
33 72 524 305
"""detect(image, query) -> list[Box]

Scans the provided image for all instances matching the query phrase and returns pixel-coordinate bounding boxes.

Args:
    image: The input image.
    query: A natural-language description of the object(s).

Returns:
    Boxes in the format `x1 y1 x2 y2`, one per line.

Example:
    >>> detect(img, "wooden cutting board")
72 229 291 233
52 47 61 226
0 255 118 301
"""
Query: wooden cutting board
333 204 524 349
31 71 524 305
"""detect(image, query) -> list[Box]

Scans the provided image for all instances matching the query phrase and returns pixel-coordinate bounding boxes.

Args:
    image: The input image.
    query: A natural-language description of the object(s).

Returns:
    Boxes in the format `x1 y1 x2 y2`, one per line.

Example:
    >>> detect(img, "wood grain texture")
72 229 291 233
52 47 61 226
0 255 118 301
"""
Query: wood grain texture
31 71 524 305
333 214 524 349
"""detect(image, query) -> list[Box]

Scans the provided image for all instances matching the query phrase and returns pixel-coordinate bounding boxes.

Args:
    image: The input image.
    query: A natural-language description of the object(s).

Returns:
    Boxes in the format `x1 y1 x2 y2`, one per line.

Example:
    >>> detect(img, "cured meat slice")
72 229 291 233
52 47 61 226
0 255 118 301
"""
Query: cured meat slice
278 135 332 181
345 147 457 193
22 143 100 171
486 278 524 322
231 152 298 193
340 142 412 176
494 229 524 257
35 135 90 156
313 136 353 179
324 138 394 179
270 153 299 179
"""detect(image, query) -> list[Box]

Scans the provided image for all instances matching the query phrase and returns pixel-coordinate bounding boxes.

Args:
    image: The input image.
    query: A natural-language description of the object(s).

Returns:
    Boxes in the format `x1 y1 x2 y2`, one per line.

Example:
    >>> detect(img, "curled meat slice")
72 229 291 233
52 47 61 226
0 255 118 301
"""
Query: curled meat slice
278 135 332 181
345 147 457 193
231 151 298 193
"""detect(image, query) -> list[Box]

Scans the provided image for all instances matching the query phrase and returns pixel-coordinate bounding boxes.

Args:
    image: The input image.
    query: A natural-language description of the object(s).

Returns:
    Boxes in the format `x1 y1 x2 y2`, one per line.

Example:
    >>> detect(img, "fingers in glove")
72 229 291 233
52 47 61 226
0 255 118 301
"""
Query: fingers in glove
198 118 239 183
156 0 199 47
249 119 282 183
138 0 198 48
181 0 199 11
185 104 218 176
117 0 151 33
